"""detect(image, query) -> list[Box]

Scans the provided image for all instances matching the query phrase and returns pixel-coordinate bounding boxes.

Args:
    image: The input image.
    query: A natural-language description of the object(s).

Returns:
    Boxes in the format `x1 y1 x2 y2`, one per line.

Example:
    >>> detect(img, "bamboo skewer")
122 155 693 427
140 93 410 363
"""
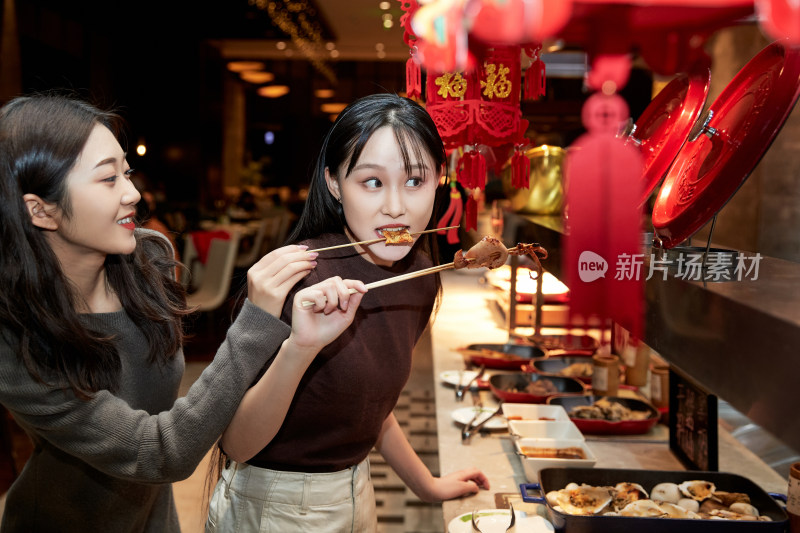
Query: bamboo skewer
299 260 465 308
307 226 459 253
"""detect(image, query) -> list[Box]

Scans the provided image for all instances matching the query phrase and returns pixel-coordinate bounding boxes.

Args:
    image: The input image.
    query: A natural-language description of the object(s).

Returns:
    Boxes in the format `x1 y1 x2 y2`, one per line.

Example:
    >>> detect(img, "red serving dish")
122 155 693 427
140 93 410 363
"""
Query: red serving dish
489 372 586 404
547 395 660 435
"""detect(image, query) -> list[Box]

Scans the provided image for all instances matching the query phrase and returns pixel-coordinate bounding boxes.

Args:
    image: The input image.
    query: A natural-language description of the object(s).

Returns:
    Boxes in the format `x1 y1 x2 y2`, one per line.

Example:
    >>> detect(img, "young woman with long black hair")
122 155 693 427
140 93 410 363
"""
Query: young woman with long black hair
0 92 366 532
207 93 488 532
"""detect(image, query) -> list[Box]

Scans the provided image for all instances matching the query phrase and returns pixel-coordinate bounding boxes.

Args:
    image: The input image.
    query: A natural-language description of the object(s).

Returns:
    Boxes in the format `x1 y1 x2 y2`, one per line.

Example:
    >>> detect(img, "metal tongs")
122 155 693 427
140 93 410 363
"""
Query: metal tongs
455 365 485 401
461 401 503 443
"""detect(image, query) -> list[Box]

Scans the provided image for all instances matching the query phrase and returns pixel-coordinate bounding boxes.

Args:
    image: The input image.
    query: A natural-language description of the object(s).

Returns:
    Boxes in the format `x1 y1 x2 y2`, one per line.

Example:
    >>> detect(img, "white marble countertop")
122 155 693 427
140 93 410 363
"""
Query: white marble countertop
431 269 788 526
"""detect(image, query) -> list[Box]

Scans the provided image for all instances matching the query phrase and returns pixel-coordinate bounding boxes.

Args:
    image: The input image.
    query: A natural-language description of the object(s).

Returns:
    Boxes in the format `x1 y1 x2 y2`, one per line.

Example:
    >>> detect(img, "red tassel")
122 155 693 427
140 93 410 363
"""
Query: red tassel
511 148 530 189
437 185 463 244
465 194 478 231
406 56 421 99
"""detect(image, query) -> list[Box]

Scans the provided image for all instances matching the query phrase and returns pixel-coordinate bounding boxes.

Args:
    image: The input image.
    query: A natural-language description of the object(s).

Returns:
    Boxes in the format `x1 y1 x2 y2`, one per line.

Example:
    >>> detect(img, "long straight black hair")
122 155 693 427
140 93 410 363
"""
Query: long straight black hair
0 92 189 398
287 93 447 283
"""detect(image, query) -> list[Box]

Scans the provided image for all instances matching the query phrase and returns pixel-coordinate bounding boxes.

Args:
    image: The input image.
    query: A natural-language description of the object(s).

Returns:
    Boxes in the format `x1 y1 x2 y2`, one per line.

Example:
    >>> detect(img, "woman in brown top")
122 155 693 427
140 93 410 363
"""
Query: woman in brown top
207 94 489 532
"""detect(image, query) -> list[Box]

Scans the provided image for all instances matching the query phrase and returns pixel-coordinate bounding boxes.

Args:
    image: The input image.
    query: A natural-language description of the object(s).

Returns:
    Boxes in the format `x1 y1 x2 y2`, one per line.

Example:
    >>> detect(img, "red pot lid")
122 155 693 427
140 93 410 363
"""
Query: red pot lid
652 41 800 248
625 68 711 206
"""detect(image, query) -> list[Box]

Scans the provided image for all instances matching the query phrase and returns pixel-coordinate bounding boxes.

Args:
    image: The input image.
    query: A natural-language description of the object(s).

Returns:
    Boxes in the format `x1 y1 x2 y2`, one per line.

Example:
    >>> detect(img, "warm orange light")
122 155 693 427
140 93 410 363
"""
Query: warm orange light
240 71 275 84
227 61 265 72
136 144 146 156
257 85 290 98
321 102 347 114
315 89 335 98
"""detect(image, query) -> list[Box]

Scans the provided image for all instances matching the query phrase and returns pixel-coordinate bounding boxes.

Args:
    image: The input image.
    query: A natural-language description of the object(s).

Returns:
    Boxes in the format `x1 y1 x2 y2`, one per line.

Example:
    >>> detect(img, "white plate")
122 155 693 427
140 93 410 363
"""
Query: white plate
440 369 487 388
451 406 507 430
447 510 554 533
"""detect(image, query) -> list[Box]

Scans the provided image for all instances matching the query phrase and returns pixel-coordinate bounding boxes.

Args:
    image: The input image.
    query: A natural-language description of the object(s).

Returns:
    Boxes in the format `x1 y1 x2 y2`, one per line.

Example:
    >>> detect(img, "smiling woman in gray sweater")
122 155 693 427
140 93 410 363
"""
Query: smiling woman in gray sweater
0 93 366 532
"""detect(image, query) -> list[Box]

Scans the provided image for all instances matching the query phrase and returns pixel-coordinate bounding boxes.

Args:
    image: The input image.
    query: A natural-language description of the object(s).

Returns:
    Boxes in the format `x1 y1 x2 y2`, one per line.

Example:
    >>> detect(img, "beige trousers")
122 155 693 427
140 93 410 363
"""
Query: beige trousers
206 457 377 533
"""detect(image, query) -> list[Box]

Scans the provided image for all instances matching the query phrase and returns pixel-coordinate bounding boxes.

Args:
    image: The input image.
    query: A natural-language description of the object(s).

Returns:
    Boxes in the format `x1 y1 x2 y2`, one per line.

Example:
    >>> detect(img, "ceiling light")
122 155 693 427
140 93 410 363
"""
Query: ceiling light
325 42 336 51
321 102 347 114
375 43 385 51
240 71 275 84
330 50 340 58
379 1 391 9
276 41 287 50
227 61 265 72
315 89 335 98
382 13 392 21
258 85 290 98
377 51 386 59
136 143 146 156
383 19 393 28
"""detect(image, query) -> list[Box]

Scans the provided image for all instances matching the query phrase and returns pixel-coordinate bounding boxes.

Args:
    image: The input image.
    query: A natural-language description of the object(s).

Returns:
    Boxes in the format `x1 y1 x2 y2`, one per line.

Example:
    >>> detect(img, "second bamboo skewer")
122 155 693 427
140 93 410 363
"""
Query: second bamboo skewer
307 225 459 253
299 261 464 308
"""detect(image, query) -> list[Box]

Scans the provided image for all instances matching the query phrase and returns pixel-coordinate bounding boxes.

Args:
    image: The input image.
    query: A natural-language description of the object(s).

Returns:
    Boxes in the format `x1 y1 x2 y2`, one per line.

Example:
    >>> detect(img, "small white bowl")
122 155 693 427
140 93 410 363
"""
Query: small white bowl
514 437 597 482
502 403 569 422
508 420 584 440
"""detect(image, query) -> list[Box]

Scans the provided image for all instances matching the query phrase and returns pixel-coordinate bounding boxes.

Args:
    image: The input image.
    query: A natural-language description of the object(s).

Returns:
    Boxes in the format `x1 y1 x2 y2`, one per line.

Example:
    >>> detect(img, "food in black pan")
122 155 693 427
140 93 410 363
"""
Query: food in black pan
559 361 593 378
569 397 650 421
544 480 771 520
508 377 558 395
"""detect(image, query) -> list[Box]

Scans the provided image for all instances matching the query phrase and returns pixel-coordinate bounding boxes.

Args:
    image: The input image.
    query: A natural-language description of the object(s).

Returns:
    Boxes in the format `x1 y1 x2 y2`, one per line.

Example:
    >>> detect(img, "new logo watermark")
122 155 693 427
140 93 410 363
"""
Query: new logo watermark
577 251 762 282
578 251 608 282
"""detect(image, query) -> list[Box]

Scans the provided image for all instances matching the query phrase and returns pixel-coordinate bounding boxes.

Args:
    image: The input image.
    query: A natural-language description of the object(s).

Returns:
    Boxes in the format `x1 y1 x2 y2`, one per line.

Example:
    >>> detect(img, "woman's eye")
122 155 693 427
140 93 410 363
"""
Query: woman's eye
124 168 135 178
406 177 423 187
364 178 381 189
102 175 117 183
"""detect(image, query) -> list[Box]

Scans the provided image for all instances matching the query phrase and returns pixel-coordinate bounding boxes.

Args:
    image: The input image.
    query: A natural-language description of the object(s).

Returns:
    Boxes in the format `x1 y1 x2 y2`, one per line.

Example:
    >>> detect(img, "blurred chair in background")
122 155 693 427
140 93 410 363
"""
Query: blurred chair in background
185 230 241 312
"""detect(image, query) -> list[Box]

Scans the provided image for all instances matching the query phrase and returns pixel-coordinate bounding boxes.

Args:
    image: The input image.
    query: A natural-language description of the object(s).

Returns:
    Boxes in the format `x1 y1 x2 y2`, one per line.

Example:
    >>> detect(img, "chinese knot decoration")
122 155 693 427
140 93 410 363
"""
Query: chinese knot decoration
399 0 543 232
426 46 524 229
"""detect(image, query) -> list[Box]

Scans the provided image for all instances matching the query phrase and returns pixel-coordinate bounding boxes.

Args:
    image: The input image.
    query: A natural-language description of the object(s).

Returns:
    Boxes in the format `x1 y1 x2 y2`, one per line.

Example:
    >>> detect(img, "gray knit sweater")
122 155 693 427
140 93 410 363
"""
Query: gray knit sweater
0 233 291 532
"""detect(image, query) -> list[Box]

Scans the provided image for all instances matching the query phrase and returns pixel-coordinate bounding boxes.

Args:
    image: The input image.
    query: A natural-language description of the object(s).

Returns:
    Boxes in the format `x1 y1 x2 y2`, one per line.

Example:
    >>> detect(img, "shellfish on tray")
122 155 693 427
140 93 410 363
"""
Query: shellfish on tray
544 479 771 521
546 483 612 515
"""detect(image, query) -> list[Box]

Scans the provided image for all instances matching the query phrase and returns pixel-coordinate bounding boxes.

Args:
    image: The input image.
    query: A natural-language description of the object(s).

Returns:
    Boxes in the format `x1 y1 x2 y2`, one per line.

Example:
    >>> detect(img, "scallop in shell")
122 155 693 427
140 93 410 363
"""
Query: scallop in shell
729 502 760 517
554 484 613 515
679 480 716 501
677 498 700 513
619 499 665 517
658 502 700 519
709 509 759 521
650 482 681 504
612 482 649 511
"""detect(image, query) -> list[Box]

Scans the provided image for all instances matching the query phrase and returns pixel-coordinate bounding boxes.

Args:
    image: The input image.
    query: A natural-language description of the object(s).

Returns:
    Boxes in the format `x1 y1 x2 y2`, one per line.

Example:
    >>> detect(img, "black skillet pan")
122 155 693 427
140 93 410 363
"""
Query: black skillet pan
520 467 788 533
458 342 591 370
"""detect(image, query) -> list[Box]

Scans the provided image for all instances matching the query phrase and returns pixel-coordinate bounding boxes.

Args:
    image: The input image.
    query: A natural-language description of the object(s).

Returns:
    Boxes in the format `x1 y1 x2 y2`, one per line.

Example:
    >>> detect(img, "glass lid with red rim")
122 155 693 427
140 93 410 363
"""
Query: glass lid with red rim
626 68 711 207
652 41 800 249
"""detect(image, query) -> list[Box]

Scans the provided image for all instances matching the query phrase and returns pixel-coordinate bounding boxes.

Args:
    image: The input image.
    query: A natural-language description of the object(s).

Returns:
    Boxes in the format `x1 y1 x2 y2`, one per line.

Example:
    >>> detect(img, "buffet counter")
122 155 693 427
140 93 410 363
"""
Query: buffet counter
431 268 788 526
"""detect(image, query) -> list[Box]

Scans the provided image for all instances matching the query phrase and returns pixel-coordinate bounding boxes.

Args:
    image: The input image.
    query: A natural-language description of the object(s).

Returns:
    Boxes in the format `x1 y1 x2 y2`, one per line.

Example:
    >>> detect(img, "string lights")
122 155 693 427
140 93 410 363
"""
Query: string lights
249 0 337 84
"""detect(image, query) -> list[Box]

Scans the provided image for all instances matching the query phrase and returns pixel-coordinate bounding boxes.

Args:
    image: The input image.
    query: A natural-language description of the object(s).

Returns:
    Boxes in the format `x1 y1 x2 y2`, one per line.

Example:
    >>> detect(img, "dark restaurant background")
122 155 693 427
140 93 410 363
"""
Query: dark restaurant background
5 0 800 260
